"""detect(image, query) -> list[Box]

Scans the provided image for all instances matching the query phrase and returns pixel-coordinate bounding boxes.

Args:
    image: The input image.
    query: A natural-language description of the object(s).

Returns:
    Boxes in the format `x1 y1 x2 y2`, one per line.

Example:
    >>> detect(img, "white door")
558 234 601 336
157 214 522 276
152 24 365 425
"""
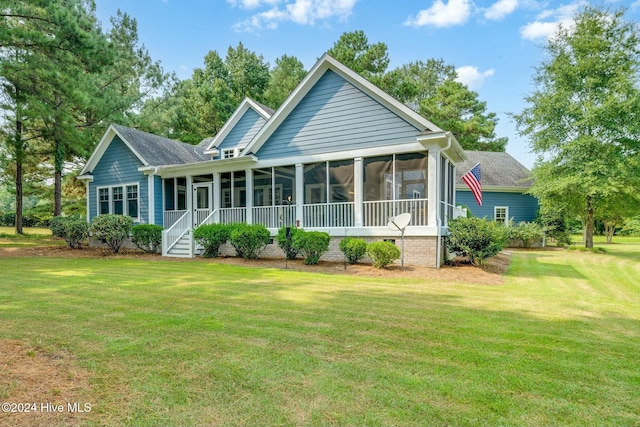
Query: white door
193 183 212 227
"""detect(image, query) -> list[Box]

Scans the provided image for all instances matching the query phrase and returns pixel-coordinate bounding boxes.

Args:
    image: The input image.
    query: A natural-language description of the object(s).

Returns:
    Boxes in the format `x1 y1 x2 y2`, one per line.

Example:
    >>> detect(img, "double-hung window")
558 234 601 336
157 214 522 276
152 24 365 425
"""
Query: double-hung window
97 184 139 220
495 206 509 225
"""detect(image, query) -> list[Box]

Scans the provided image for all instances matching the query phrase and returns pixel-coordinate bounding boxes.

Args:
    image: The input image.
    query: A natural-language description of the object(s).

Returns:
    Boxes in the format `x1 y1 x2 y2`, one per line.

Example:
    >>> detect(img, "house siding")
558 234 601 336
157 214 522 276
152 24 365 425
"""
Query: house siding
154 175 163 225
456 190 538 223
88 136 149 223
256 70 422 160
218 108 266 153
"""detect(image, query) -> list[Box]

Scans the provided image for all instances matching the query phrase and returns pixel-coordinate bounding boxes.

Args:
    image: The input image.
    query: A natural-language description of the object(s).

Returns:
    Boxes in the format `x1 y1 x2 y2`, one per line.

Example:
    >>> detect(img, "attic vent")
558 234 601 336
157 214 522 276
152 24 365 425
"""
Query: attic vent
222 148 238 159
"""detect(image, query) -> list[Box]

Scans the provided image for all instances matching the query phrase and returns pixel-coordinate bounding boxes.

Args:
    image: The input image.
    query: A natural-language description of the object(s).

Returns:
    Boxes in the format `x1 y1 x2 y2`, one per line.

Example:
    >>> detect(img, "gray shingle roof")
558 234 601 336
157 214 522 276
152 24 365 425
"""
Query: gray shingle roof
456 151 532 188
112 124 207 166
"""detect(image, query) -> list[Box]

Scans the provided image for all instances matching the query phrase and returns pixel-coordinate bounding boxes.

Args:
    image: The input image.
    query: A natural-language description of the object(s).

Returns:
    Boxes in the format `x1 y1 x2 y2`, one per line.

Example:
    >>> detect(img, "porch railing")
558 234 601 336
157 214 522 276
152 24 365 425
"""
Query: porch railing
363 199 428 227
252 205 296 229
164 210 187 229
162 210 191 256
219 207 246 224
303 202 354 228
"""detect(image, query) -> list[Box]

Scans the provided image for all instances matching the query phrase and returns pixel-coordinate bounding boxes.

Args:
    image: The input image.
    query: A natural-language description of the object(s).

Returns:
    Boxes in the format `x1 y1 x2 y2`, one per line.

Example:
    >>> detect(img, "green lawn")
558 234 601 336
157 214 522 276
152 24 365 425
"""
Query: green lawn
0 240 638 426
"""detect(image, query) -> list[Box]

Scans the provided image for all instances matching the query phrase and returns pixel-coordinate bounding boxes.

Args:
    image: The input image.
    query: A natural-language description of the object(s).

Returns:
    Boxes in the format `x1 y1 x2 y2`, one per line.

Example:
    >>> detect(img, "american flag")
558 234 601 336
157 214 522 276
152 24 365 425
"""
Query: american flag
461 163 482 206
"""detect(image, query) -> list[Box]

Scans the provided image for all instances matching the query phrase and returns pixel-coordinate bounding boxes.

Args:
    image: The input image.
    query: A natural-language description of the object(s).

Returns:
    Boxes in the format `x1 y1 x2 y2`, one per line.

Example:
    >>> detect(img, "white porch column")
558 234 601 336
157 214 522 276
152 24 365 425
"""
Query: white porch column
295 163 303 228
245 168 253 224
186 175 193 228
213 172 221 223
427 150 440 227
354 157 363 227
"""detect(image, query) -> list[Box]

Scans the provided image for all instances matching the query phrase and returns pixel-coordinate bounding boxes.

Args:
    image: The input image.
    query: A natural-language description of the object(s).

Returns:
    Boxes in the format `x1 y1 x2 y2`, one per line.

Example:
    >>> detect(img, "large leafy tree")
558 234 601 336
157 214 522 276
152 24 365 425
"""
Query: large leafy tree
515 6 640 248
262 54 307 109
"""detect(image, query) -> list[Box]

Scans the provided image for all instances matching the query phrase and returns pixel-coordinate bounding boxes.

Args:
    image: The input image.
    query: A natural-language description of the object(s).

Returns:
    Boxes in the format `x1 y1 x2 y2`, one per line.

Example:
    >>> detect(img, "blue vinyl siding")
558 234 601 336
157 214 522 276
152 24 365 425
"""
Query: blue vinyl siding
218 109 266 153
88 136 148 223
256 70 421 160
154 175 163 225
456 190 538 223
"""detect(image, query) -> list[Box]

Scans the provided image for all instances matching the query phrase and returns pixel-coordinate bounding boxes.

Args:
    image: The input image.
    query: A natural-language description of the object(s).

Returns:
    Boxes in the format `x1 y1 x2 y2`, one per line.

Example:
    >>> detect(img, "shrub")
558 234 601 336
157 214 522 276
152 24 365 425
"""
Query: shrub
339 237 367 264
537 206 572 246
131 224 163 254
50 216 89 249
509 221 545 248
192 223 230 258
90 214 134 254
292 230 330 265
229 223 270 260
447 217 510 266
276 226 300 260
366 241 400 269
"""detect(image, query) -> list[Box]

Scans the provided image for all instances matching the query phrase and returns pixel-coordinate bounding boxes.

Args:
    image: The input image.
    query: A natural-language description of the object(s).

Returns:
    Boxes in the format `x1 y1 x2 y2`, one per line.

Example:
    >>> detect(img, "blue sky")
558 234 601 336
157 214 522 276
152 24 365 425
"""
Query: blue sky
94 0 640 169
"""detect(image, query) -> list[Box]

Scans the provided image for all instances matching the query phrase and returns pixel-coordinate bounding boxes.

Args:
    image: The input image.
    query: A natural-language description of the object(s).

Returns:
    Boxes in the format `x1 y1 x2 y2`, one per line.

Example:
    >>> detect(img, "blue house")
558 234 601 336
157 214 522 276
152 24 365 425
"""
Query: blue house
79 53 470 267
456 151 538 224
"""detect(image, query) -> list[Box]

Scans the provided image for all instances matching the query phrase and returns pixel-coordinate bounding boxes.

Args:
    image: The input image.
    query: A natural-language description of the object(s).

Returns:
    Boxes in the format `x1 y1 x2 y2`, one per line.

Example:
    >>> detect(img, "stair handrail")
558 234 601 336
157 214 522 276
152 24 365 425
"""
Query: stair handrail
162 210 191 256
200 208 218 226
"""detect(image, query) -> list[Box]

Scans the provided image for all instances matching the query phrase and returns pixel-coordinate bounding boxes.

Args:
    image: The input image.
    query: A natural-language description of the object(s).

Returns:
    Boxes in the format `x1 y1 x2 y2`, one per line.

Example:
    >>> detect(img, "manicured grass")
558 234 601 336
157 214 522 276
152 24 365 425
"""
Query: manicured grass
0 244 639 425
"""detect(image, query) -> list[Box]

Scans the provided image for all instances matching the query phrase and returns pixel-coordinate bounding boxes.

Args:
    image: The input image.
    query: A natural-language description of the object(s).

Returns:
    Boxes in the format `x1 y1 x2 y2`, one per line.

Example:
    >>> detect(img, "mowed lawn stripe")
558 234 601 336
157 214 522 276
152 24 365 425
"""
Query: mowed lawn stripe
1 245 639 426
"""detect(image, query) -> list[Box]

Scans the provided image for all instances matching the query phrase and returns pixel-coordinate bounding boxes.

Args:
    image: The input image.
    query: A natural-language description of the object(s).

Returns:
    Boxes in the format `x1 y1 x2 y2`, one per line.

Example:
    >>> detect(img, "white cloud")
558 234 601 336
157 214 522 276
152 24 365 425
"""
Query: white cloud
232 0 357 31
404 0 472 28
227 0 282 10
520 2 584 41
455 66 495 89
484 0 518 21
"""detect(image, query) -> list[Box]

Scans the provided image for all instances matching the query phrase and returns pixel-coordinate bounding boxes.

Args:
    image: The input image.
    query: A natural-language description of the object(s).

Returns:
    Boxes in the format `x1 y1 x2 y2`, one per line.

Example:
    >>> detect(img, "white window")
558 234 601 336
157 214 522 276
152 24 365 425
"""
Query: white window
494 206 509 225
96 184 140 220
222 148 237 159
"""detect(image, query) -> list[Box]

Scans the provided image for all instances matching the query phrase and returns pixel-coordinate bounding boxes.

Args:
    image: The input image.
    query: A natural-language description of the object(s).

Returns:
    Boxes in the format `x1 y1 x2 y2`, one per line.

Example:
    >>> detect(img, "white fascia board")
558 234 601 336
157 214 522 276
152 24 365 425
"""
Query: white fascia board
241 53 443 158
156 155 258 178
418 131 466 163
80 124 149 175
77 174 94 182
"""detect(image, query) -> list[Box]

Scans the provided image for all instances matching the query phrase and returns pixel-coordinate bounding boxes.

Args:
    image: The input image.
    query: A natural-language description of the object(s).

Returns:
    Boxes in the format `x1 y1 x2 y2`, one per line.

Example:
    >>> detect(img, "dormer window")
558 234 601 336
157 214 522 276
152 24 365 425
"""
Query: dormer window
222 148 238 159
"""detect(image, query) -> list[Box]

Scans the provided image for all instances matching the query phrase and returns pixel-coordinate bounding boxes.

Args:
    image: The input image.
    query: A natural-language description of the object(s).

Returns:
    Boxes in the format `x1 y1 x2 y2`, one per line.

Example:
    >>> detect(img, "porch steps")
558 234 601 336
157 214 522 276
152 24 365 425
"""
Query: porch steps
165 232 192 257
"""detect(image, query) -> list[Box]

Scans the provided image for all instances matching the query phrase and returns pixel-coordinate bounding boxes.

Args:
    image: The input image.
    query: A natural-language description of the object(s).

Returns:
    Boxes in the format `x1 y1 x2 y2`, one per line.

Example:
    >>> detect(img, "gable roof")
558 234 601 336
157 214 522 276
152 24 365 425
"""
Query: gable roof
80 124 207 176
241 53 445 157
203 98 273 155
456 151 532 190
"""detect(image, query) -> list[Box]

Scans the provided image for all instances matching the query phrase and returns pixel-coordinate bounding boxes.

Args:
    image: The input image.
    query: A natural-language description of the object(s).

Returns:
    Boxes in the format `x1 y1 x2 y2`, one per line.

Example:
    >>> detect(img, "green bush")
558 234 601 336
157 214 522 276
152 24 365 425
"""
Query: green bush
509 221 545 248
50 216 88 249
292 230 330 265
90 214 134 254
131 224 163 254
537 206 572 246
339 237 367 264
276 226 300 260
447 217 510 266
229 223 270 260
366 241 400 269
192 223 230 258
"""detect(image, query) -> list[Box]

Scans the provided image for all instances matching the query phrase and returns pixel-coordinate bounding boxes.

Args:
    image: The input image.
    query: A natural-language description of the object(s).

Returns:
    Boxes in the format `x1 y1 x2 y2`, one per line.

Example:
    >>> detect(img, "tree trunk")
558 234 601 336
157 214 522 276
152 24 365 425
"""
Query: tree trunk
54 168 62 217
14 93 24 235
585 197 594 249
604 221 615 244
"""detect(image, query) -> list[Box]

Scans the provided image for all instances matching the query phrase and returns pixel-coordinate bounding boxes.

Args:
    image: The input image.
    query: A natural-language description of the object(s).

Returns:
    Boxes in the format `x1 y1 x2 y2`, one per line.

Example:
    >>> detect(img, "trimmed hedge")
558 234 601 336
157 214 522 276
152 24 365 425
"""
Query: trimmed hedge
366 241 400 269
90 214 134 254
131 224 163 254
192 223 230 258
292 230 330 265
276 226 300 260
50 216 88 249
447 217 509 266
228 223 270 260
339 237 367 264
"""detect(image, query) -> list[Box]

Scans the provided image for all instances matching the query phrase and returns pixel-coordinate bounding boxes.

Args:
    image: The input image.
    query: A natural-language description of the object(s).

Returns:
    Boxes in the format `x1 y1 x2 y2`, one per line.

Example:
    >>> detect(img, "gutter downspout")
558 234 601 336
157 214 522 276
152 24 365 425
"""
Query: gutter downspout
436 132 452 268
